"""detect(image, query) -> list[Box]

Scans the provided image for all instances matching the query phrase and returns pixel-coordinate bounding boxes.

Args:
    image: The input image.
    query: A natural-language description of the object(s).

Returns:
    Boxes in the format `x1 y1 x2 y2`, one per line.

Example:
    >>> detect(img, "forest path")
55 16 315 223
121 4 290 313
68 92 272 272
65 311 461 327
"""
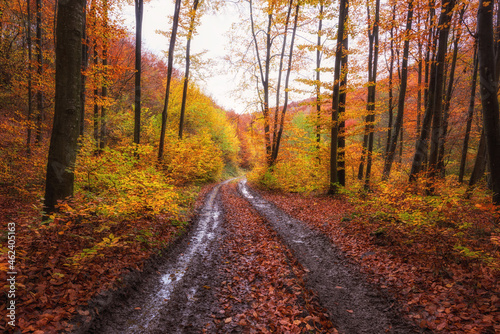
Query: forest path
84 179 421 333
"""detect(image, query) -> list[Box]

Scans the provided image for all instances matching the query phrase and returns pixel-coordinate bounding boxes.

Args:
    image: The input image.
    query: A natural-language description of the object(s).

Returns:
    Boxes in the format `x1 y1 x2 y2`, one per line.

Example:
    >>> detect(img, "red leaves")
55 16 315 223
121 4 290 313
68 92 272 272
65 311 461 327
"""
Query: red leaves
261 189 500 333
211 183 335 333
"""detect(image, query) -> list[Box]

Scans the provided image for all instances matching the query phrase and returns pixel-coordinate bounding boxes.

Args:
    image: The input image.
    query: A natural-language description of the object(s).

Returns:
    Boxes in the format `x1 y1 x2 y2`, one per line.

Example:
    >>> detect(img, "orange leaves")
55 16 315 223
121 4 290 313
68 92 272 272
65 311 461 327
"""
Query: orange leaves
261 188 500 333
212 183 335 333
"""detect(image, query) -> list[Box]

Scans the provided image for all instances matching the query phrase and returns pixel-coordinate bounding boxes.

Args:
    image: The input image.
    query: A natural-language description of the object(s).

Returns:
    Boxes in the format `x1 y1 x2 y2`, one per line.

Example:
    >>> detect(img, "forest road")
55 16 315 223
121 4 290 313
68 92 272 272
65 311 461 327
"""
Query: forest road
82 179 422 334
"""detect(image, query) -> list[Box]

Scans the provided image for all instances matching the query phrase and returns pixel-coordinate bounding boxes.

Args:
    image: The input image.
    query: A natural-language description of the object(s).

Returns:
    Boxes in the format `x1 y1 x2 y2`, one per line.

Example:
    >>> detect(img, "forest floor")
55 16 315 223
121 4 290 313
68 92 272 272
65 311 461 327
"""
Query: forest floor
3 178 499 333
82 179 424 333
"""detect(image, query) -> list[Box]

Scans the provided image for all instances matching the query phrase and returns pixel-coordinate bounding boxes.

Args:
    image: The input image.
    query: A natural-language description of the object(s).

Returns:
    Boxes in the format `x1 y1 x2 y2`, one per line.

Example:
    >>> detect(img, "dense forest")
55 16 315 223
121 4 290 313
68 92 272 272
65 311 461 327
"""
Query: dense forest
0 0 499 332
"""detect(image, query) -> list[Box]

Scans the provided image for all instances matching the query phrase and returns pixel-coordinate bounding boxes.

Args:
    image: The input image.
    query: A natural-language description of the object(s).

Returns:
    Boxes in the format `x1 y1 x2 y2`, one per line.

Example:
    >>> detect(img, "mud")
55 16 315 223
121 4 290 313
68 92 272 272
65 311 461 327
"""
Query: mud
238 179 424 334
81 179 425 333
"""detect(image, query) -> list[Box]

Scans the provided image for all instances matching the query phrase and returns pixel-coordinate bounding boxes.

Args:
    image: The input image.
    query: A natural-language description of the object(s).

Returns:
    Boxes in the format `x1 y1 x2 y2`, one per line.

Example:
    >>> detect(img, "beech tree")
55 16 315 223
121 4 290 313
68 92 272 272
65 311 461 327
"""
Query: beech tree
382 0 413 181
44 0 86 214
328 0 348 194
158 0 182 160
134 0 143 144
477 0 500 205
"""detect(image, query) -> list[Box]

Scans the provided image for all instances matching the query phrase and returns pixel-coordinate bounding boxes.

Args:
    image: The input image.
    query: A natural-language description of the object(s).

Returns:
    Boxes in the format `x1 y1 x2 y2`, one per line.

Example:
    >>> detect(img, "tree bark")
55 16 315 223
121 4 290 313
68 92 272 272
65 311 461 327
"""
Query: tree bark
315 2 324 156
382 0 414 181
100 0 108 151
271 2 300 165
80 4 88 137
384 6 395 157
478 0 500 205
179 0 200 140
363 0 380 189
458 40 478 183
27 0 32 154
35 0 43 144
158 0 182 161
134 0 143 144
44 0 85 215
328 0 349 194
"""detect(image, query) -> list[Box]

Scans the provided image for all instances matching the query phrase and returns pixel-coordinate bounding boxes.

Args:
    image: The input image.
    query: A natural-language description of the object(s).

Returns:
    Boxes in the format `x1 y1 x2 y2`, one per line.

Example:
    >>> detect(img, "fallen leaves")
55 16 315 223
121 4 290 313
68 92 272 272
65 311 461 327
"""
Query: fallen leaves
260 188 500 333
210 183 336 333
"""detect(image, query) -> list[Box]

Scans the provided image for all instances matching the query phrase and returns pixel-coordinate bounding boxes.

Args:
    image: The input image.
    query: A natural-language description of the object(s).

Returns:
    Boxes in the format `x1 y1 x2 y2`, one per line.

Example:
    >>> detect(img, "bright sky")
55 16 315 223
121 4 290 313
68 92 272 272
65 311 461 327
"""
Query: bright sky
119 0 246 113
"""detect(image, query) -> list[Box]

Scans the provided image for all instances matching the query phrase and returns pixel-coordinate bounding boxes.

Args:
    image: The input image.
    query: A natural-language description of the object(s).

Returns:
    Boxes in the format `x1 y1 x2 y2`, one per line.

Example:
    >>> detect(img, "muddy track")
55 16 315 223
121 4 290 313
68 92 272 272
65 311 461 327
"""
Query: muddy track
83 179 423 333
238 180 424 334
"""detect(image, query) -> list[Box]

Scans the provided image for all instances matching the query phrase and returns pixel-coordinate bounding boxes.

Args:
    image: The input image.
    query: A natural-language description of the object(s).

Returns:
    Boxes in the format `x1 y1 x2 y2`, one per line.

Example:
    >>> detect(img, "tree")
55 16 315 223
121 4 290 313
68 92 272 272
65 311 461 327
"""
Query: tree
134 0 143 144
179 0 200 139
477 0 500 205
382 0 413 181
44 0 86 214
35 0 43 144
458 39 478 183
27 0 33 154
158 0 182 160
358 0 380 189
328 0 349 194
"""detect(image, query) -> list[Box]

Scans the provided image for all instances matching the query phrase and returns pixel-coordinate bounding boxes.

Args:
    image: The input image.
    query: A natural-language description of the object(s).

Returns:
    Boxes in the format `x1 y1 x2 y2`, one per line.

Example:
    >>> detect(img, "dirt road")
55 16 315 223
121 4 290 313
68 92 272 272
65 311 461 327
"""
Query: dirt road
82 179 421 333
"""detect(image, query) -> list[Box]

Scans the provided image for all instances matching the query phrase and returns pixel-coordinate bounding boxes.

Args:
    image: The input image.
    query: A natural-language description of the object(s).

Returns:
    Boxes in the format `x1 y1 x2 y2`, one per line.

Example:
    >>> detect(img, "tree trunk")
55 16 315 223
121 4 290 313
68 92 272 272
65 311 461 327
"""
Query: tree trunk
271 0 293 155
315 2 324 156
100 0 108 151
35 0 43 144
425 0 455 192
80 4 88 137
134 0 143 144
437 5 464 179
179 0 199 140
91 0 99 148
466 130 487 197
385 6 395 157
44 0 85 215
458 40 478 183
158 0 182 161
271 2 300 165
27 0 32 154
382 0 414 181
363 0 380 190
328 0 348 194
478 0 500 205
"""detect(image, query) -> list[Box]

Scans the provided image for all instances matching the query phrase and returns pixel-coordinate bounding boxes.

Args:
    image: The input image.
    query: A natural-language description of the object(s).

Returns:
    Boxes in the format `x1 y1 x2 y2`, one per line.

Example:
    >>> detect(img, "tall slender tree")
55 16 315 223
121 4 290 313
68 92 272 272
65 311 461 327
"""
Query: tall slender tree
27 0 33 154
158 0 182 161
328 0 349 194
134 0 143 144
382 0 414 181
35 0 43 144
478 0 500 205
179 0 200 140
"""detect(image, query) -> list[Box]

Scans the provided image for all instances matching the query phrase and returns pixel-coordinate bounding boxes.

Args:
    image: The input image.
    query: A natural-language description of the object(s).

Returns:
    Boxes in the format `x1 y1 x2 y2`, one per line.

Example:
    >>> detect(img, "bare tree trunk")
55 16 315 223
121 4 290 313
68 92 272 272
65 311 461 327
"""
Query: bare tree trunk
458 40 478 183
100 0 108 151
328 0 349 194
478 0 500 205
178 0 200 140
385 6 395 157
35 0 43 144
134 0 143 144
425 0 455 193
363 0 380 190
438 24 461 177
80 4 88 137
91 0 99 149
44 0 85 215
271 2 300 165
158 0 182 161
466 130 487 197
27 0 32 155
271 0 293 155
315 2 324 156
382 0 414 181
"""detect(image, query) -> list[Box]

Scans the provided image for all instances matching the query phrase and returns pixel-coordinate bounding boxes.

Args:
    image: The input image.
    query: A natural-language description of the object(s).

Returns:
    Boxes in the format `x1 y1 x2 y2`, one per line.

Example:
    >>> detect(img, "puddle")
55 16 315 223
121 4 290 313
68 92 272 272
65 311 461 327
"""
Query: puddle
125 183 225 333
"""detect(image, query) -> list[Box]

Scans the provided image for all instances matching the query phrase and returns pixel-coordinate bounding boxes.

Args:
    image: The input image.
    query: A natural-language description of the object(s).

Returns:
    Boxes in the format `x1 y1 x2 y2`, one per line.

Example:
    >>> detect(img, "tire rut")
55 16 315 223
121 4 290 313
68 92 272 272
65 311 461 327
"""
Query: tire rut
238 179 424 334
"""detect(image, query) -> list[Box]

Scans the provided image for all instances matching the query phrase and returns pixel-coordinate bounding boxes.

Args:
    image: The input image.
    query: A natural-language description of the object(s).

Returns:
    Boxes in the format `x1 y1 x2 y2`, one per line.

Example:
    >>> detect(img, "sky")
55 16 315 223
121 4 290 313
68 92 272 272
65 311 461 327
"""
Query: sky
119 0 246 113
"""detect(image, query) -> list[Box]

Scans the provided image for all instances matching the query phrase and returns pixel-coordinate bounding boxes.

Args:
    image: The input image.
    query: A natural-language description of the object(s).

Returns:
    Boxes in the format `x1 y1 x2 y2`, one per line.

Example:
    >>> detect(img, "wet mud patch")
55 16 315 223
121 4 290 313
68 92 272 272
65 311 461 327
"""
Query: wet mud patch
239 180 424 334
79 181 228 333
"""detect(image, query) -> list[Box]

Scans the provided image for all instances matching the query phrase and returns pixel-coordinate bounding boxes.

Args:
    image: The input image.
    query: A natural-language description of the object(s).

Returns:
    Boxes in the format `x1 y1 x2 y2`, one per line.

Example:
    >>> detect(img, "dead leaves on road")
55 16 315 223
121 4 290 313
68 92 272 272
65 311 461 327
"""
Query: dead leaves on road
207 183 336 333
